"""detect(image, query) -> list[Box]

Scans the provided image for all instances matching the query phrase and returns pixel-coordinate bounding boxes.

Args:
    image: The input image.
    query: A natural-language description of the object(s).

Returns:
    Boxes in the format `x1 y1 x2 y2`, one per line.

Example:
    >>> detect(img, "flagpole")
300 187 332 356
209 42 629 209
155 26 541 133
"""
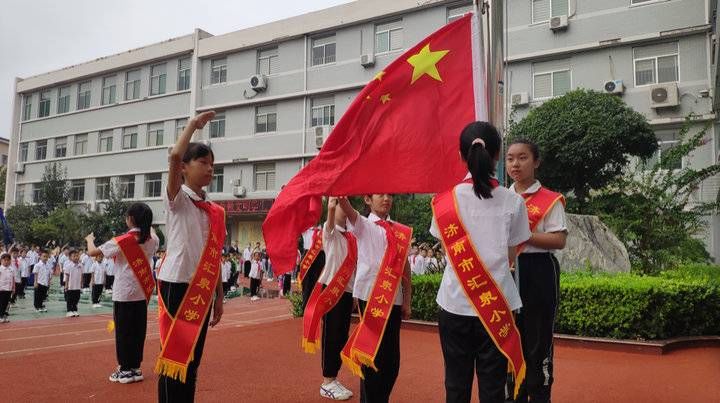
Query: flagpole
484 0 506 185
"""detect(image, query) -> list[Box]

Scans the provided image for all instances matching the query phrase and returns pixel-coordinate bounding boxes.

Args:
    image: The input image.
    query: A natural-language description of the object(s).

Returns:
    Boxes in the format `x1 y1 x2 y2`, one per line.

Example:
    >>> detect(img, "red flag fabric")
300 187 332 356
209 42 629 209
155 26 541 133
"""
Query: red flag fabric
263 13 482 274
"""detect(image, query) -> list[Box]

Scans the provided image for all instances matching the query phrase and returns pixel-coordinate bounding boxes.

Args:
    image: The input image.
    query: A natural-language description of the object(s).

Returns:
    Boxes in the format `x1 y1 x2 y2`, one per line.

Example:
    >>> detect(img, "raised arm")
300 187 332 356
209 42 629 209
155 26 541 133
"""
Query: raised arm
85 233 103 257
326 197 338 233
167 111 216 201
337 197 358 225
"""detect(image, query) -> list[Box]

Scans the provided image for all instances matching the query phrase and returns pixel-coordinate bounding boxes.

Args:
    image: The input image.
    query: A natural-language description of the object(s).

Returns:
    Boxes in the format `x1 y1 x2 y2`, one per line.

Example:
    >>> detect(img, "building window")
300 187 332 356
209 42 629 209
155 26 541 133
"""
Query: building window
633 42 679 87
54 137 67 158
532 0 568 24
32 184 41 203
209 113 225 138
77 81 91 110
39 90 51 118
102 76 116 105
74 134 88 155
210 57 227 84
257 47 278 75
15 186 24 204
631 0 658 4
311 96 335 127
119 175 135 199
175 118 188 142
150 63 167 96
20 143 28 162
57 86 70 114
209 166 224 193
145 173 162 198
255 105 277 133
254 162 276 191
35 140 47 160
70 180 85 202
447 5 473 23
96 177 111 200
23 94 32 121
98 130 113 152
122 127 138 149
147 122 164 146
178 57 191 90
125 70 141 100
533 68 571 99
375 20 403 54
1 155 6 166
312 35 336 66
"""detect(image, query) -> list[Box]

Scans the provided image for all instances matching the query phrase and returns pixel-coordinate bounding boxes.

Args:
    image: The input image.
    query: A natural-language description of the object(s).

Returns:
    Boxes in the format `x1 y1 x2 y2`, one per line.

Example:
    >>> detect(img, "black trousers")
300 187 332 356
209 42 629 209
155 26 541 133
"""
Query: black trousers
514 253 560 403
358 300 402 403
105 275 115 290
114 300 147 370
322 291 354 378
82 273 92 289
0 290 10 316
250 278 261 297
439 309 508 403
10 283 20 303
282 274 291 295
92 284 104 303
222 282 230 296
66 289 81 312
158 281 210 403
301 250 325 313
243 261 251 278
34 284 49 309
18 278 27 297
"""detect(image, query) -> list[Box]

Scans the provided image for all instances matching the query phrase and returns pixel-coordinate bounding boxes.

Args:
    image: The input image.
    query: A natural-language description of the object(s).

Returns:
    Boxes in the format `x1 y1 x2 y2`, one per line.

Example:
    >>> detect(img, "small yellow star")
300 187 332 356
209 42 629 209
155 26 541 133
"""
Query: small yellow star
380 93 391 104
374 71 386 81
407 44 450 84
366 95 372 100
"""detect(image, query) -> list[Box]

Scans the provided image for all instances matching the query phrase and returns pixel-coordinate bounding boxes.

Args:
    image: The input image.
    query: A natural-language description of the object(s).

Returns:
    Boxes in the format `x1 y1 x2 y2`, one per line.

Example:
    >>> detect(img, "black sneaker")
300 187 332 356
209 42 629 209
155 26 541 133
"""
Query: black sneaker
109 367 135 384
132 368 144 382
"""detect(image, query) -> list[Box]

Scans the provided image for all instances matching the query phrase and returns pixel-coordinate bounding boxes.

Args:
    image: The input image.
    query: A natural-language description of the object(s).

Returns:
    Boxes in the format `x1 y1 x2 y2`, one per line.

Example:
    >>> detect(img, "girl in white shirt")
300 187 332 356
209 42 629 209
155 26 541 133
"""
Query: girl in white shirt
249 252 264 301
0 254 14 323
506 138 567 403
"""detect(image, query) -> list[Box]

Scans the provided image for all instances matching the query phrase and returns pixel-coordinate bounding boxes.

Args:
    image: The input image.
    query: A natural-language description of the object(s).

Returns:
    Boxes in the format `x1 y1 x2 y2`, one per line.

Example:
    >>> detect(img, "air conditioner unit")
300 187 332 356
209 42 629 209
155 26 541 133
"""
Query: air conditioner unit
315 125 333 149
510 92 529 106
250 74 267 91
650 83 679 108
360 54 375 68
603 80 625 95
550 15 569 31
231 178 243 187
14 162 24 173
233 186 247 198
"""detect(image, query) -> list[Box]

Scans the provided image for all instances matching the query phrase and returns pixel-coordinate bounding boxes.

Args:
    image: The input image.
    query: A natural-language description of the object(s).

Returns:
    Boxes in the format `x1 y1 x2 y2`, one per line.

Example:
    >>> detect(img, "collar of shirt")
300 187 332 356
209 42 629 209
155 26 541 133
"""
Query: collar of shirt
368 212 391 223
128 227 140 233
509 180 541 195
181 184 207 202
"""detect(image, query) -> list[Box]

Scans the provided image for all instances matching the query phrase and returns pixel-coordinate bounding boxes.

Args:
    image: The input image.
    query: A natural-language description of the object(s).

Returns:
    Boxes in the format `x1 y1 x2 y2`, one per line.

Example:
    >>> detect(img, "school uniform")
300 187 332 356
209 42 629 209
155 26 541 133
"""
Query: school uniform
347 212 405 403
0 264 14 320
91 261 106 304
509 181 567 403
100 228 160 373
430 177 531 403
104 258 116 290
19 257 30 298
58 254 69 287
411 255 426 275
81 253 93 289
32 261 53 310
9 257 22 302
221 261 231 296
249 260 263 297
242 247 252 278
63 261 84 313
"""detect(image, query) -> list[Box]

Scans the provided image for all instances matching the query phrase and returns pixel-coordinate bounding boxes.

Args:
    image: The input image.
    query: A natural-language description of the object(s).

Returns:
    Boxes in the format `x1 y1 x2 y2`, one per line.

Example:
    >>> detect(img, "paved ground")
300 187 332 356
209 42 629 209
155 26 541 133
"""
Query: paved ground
1 292 718 402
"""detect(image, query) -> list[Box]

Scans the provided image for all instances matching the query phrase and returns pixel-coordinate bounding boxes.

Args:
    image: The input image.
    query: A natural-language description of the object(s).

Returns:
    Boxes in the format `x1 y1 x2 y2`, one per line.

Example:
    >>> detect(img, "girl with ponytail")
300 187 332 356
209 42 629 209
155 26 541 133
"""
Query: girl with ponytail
430 121 532 403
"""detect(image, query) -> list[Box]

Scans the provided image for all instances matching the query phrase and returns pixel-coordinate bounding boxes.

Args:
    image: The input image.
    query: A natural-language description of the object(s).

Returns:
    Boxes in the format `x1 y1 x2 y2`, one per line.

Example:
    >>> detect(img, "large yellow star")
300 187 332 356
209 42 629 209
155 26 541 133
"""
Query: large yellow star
407 44 450 84
374 71 386 81
380 93 392 104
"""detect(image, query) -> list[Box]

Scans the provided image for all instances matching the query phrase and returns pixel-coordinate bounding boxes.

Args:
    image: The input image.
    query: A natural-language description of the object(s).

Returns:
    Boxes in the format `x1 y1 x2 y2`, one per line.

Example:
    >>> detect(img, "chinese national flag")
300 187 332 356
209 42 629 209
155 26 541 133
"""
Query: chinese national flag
263 13 484 274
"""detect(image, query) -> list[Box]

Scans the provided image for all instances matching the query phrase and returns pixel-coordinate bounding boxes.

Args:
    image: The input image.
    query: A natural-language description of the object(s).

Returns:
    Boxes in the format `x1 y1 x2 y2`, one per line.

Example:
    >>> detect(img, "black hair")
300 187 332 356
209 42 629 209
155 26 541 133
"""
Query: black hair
126 203 153 244
459 121 502 199
508 138 540 161
0 253 9 260
68 248 79 256
9 247 18 253
39 249 48 255
182 142 214 164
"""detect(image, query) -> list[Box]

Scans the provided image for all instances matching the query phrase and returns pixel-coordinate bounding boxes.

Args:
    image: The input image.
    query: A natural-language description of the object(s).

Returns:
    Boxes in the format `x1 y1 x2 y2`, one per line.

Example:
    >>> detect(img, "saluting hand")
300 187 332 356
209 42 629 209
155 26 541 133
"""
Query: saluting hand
192 111 216 130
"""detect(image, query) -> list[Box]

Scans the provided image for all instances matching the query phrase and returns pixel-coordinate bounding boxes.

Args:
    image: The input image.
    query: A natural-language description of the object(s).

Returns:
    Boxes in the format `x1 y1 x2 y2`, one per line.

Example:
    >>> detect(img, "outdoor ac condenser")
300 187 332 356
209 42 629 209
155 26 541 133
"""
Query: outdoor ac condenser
650 83 679 108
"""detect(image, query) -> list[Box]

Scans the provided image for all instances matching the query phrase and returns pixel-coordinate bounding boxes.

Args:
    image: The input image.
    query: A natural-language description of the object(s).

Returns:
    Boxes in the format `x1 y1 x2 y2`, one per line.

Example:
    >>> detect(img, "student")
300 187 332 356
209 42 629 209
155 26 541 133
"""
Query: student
249 251 264 301
81 249 93 292
32 250 53 313
86 202 160 384
506 138 567 403
0 253 14 323
338 194 412 403
424 248 439 273
412 248 427 276
221 254 231 301
58 247 70 288
90 254 106 308
104 257 116 293
9 247 21 304
242 243 252 278
63 249 84 317
156 111 225 402
19 249 30 299
430 122 531 403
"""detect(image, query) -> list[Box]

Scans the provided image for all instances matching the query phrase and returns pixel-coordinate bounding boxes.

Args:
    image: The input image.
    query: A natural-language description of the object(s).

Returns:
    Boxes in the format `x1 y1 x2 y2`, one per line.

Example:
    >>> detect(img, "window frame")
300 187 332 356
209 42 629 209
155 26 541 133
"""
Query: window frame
149 63 167 96
209 113 225 138
23 94 32 121
254 163 276 192
532 68 572 100
178 57 191 91
95 177 112 200
175 118 188 142
144 173 163 198
311 35 337 66
632 45 679 87
210 57 227 85
98 130 114 153
74 134 88 156
102 75 117 105
125 69 141 100
147 122 164 147
531 0 569 24
122 127 138 150
311 99 335 127
77 81 92 110
57 86 70 114
38 90 51 118
54 137 67 158
32 184 41 204
257 47 279 76
35 140 47 161
375 20 404 54
19 143 28 162
255 105 277 134
119 175 135 199
70 179 85 202
208 166 224 193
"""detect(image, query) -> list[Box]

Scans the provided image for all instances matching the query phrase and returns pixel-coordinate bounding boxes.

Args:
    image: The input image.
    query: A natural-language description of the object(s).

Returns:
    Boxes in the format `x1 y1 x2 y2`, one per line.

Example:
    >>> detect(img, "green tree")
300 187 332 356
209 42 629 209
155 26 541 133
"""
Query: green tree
507 89 658 212
5 203 40 244
100 182 131 236
589 119 720 273
30 208 83 246
38 162 70 215
391 194 434 245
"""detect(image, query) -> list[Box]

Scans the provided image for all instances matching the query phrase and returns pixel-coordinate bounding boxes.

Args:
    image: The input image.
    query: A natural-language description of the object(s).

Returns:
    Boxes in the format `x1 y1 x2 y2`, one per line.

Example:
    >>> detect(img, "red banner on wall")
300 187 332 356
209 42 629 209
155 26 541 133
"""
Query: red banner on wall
215 199 274 216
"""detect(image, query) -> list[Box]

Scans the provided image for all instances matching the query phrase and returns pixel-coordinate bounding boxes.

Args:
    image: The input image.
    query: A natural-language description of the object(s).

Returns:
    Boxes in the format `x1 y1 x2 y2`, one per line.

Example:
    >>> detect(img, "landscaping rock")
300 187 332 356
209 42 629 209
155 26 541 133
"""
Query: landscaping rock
556 214 631 273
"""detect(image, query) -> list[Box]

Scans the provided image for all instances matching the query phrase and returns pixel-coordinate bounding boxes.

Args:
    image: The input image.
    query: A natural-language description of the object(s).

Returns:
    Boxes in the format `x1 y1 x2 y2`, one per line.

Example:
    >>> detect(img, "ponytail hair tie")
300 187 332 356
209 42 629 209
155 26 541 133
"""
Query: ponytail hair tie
471 138 486 148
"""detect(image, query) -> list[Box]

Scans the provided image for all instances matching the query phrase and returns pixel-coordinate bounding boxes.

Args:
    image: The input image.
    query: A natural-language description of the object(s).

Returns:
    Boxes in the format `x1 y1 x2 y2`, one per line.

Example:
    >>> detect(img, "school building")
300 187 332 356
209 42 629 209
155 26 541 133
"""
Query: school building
5 0 720 260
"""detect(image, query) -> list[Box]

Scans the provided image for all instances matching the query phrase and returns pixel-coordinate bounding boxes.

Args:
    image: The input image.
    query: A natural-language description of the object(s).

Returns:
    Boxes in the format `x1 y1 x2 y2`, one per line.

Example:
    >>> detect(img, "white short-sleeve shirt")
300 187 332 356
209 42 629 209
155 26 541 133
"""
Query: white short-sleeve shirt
104 258 115 276
91 261 106 285
20 257 31 278
99 228 159 302
0 265 14 291
509 180 568 254
249 260 263 279
33 261 53 287
348 213 404 306
63 261 84 290
221 261 231 282
11 258 21 283
318 222 354 293
430 177 531 315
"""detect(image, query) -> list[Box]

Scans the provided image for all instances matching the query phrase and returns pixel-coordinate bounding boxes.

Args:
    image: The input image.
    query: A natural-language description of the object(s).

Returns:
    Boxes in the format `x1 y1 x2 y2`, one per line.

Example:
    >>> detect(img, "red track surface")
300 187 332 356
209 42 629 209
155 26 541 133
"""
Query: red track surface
1 297 718 402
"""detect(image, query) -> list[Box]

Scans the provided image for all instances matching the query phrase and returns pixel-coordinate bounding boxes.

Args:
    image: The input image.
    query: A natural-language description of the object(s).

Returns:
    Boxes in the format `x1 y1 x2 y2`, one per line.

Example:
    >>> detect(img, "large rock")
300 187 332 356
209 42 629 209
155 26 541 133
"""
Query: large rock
555 214 631 273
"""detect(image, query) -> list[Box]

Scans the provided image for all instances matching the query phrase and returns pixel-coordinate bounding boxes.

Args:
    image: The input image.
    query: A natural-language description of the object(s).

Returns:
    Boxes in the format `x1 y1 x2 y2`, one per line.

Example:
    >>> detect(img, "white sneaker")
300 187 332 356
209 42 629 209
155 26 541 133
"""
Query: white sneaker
132 368 144 382
335 381 353 398
73 311 80 317
250 296 259 301
66 312 74 318
230 286 237 292
92 304 102 308
320 380 352 400
41 308 48 312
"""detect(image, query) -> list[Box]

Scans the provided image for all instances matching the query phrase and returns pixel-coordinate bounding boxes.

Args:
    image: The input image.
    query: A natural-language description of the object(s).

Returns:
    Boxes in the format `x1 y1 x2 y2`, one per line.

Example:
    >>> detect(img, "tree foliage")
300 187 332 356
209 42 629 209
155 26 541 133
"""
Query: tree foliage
37 162 70 215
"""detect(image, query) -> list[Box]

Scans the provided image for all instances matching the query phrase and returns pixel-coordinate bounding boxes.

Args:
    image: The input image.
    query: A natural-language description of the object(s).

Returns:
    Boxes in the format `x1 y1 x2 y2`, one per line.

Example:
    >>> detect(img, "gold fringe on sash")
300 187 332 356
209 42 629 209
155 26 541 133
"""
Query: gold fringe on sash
106 320 115 333
301 337 321 354
513 363 526 399
154 358 188 384
341 352 364 378
352 350 379 372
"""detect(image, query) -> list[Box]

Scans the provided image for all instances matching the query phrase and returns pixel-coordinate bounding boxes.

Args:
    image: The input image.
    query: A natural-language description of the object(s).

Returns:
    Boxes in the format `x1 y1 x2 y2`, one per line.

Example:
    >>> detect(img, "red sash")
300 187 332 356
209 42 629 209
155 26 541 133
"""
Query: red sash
302 231 357 353
432 181 526 398
155 199 226 383
341 220 412 377
115 231 155 302
518 187 565 254
298 227 322 289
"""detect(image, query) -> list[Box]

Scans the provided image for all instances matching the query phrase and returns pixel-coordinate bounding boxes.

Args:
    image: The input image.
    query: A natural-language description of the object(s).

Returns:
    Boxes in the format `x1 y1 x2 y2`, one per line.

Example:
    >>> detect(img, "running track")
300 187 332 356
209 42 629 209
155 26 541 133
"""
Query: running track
1 297 718 402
